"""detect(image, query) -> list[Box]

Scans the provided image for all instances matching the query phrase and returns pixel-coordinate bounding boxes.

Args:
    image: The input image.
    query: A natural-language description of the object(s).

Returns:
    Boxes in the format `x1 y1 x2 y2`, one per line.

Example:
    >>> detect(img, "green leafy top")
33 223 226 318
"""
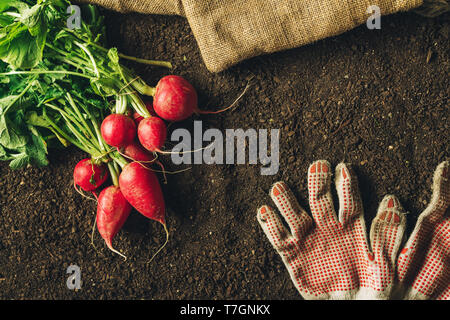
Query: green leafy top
0 0 170 171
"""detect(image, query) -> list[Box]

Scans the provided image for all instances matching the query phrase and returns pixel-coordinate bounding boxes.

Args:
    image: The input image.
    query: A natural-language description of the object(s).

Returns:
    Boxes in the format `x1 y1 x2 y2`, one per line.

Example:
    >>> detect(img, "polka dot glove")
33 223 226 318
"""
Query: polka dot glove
257 160 406 300
396 161 449 300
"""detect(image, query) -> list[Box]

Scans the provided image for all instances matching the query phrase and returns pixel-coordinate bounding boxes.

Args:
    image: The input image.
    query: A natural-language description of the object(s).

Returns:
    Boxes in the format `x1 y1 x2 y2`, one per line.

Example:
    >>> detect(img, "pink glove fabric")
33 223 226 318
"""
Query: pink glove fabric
257 160 405 299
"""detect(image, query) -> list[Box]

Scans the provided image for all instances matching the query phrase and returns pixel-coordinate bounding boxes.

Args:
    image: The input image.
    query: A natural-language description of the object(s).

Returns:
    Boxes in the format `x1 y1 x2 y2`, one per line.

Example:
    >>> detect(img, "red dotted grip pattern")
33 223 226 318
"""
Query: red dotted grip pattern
397 162 449 300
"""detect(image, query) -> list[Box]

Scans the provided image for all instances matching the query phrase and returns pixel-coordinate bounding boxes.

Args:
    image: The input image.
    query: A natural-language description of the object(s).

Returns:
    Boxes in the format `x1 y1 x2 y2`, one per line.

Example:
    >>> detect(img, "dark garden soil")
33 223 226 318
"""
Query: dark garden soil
0 9 448 299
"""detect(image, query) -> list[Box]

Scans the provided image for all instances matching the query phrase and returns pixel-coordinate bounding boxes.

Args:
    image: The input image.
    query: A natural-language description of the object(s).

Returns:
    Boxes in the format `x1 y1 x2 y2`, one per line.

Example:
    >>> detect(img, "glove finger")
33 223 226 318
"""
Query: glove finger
420 161 450 220
257 205 292 252
270 181 313 240
366 195 406 292
398 161 449 280
400 218 450 299
307 160 338 228
370 195 406 265
396 162 449 297
335 163 363 225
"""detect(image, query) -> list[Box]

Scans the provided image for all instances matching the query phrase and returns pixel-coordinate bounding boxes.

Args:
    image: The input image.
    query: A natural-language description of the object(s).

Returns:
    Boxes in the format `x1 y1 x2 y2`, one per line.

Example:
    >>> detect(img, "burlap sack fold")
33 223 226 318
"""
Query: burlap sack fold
78 0 424 72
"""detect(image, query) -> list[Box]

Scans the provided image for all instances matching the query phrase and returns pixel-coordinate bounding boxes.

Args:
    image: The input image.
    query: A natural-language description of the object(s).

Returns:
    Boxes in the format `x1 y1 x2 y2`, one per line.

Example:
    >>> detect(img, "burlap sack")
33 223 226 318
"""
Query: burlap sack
78 0 425 72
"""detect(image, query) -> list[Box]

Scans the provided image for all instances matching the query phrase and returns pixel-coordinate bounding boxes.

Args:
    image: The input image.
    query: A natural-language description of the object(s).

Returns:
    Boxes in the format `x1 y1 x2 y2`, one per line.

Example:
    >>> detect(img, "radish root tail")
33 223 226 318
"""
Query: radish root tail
137 160 192 184
147 222 169 264
155 160 167 184
90 215 102 256
156 141 214 155
107 243 128 261
116 147 159 165
148 166 191 176
198 77 253 115
73 182 98 201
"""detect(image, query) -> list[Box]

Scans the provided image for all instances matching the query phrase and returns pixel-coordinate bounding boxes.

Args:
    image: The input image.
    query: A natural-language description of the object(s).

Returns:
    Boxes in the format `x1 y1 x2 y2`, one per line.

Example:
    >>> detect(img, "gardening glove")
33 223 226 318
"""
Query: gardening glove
396 161 449 300
257 160 406 300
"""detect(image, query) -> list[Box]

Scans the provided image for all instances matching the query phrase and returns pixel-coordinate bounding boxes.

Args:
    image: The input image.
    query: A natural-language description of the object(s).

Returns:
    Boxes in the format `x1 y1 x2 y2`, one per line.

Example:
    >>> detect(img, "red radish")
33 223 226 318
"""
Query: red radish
119 162 165 224
121 141 170 184
133 112 144 125
73 158 108 191
119 162 168 262
146 101 156 116
133 101 156 125
137 116 167 152
96 185 132 259
152 75 244 122
123 141 156 162
101 114 136 148
152 75 198 121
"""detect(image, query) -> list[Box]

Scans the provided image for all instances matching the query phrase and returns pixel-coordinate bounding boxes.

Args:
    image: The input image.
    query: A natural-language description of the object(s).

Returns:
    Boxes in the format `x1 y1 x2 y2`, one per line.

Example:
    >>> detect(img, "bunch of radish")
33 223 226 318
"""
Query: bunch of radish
73 75 232 261
72 72 249 261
